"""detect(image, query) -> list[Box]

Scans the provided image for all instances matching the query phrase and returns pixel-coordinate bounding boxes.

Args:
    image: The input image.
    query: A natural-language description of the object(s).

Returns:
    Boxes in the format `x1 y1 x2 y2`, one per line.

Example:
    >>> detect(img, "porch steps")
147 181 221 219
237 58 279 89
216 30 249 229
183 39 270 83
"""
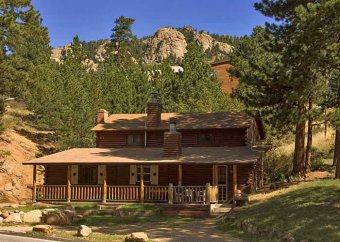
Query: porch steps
210 203 232 216
160 204 211 218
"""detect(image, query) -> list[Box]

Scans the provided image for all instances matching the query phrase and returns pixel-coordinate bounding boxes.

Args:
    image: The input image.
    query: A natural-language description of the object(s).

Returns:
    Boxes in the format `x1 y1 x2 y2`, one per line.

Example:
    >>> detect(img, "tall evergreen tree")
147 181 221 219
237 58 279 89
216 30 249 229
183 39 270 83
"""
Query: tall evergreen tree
0 0 50 100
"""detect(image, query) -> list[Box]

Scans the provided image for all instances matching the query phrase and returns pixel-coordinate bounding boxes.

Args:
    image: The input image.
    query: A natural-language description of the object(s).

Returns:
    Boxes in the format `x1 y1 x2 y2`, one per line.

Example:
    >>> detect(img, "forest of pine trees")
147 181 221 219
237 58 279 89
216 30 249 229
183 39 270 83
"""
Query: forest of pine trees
0 0 339 178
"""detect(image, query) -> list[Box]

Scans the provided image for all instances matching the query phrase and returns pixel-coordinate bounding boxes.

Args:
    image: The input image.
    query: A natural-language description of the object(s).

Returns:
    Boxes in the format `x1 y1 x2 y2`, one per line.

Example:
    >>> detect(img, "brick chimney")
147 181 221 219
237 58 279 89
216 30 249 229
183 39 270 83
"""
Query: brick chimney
146 92 162 127
163 118 182 157
97 109 108 124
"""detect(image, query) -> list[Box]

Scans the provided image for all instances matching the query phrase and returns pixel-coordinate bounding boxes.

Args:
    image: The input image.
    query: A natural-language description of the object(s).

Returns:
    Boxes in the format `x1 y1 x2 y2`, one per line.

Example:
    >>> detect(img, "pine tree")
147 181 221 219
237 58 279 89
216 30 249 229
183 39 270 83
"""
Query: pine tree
107 16 138 64
0 0 50 99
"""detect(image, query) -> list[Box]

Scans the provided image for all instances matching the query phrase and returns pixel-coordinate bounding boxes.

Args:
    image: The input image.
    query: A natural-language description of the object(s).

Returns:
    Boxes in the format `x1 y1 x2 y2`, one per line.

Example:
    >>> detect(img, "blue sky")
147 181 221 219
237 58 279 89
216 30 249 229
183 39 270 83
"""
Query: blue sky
31 0 272 47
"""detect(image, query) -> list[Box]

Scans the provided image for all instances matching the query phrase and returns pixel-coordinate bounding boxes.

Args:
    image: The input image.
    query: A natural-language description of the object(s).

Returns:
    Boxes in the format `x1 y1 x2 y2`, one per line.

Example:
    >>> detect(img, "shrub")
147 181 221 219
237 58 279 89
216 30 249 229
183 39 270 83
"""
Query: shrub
263 148 293 181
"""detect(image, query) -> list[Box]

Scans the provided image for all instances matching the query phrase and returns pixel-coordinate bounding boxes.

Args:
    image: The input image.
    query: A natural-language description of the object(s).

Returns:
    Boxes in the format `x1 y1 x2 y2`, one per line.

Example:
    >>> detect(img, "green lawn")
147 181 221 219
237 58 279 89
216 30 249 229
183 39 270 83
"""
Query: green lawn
218 180 340 242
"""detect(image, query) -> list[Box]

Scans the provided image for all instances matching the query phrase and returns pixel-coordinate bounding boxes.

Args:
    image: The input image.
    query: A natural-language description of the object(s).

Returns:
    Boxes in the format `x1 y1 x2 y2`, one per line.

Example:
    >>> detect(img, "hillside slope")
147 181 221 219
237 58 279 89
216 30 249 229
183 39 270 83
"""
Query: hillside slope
0 107 56 202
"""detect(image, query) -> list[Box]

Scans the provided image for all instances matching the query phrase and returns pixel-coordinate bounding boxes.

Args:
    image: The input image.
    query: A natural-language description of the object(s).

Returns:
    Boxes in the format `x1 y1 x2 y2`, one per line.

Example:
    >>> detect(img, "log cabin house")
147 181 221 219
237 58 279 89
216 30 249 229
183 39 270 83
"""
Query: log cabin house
24 93 266 206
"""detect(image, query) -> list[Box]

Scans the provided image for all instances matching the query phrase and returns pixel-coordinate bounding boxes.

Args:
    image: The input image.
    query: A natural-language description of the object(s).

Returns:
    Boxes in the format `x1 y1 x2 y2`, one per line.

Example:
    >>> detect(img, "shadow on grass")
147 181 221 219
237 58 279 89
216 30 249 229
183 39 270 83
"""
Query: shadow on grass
221 180 340 241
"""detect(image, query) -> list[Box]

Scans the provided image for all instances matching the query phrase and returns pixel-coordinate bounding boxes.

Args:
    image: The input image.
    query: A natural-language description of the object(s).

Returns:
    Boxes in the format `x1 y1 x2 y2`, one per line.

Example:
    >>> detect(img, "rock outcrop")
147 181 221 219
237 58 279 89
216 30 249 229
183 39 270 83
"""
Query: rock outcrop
51 26 233 64
144 27 187 63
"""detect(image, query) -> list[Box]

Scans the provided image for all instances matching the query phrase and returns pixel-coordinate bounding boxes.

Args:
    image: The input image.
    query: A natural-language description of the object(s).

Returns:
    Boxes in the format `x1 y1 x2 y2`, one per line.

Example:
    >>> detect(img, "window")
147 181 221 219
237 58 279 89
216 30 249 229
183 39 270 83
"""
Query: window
136 165 151 184
127 134 142 146
217 166 227 185
198 133 213 145
78 165 97 185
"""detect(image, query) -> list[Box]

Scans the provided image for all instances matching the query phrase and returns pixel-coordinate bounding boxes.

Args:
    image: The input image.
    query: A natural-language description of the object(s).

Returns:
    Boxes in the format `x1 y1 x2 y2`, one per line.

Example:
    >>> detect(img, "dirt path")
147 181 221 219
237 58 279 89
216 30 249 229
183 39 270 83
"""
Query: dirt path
0 218 242 242
92 218 243 242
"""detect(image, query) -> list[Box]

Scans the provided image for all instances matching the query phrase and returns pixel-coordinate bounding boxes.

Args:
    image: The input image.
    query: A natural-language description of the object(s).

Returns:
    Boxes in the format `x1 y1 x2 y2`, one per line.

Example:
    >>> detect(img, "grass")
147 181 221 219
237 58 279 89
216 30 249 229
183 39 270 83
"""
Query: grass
117 204 156 212
218 180 340 242
73 211 193 227
28 231 125 242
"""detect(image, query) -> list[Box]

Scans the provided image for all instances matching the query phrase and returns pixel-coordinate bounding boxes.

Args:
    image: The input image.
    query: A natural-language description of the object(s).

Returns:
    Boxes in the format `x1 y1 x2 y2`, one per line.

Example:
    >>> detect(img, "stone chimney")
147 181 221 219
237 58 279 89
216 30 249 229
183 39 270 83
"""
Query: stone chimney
97 109 108 124
163 118 182 157
146 92 162 127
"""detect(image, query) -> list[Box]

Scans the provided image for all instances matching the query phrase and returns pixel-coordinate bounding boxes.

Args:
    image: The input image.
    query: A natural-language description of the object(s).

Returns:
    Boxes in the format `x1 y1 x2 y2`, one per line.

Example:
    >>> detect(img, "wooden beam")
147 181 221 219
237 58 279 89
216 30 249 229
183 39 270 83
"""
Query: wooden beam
213 165 218 186
205 183 210 205
102 165 107 203
178 164 182 186
140 165 144 203
67 165 71 202
32 165 37 203
168 183 173 204
233 164 237 195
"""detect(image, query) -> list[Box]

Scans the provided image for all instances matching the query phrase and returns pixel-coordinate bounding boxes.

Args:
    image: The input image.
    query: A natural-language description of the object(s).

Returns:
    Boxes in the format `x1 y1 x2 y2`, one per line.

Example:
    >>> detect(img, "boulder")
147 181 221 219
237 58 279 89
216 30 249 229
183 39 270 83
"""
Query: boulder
1 211 10 219
64 209 76 221
32 225 53 233
3 213 22 223
77 225 92 237
44 212 71 225
125 232 149 242
23 210 42 223
281 232 295 242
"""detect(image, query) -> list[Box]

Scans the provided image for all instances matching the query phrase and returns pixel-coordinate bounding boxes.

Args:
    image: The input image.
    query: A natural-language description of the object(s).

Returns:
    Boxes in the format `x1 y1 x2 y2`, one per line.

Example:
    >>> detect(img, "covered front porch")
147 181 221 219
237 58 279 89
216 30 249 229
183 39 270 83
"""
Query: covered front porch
25 147 264 204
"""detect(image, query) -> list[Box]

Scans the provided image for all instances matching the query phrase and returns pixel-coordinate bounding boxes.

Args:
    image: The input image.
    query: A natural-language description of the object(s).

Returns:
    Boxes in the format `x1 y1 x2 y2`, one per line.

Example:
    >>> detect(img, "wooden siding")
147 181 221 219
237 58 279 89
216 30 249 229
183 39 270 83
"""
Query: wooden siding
107 165 130 185
182 164 213 186
146 131 164 147
97 128 247 148
45 165 68 185
210 61 239 94
158 165 179 186
96 131 144 148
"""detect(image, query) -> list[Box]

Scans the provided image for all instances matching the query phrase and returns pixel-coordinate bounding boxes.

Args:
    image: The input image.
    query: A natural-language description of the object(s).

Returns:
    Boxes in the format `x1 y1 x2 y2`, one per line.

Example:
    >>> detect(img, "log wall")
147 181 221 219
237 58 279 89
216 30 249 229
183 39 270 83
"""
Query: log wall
96 128 247 148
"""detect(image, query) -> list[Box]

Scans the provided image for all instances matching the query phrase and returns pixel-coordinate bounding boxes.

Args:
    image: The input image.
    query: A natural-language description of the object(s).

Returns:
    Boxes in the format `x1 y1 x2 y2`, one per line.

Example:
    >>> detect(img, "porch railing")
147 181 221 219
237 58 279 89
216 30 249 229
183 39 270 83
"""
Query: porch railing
144 186 168 202
36 185 67 201
107 185 140 202
71 185 102 201
34 183 221 204
173 186 206 203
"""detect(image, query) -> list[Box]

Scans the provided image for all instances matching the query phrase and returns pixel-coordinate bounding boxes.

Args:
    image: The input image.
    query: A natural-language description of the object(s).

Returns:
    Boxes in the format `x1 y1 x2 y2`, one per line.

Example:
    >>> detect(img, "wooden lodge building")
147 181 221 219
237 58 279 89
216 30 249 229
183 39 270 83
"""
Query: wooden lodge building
210 60 239 94
24 93 266 206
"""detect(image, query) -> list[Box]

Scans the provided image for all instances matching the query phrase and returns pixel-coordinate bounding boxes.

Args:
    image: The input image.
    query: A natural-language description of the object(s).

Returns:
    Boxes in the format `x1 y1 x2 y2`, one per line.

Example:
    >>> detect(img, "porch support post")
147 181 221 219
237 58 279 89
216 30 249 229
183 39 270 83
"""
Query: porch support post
102 165 107 203
67 165 71 203
233 164 237 196
213 165 218 186
205 183 210 205
140 165 144 203
178 164 182 186
168 183 173 204
32 165 37 203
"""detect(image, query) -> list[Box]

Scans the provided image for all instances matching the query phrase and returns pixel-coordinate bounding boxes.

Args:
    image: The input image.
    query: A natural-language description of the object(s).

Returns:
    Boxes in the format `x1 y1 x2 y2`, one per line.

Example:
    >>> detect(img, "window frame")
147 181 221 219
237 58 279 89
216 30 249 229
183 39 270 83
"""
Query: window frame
136 165 151 184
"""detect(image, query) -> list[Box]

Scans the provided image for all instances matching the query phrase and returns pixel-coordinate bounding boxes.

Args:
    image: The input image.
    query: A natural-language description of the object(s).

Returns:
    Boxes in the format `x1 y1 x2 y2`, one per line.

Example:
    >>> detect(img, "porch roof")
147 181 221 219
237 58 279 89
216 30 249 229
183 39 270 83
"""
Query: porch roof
23 147 264 165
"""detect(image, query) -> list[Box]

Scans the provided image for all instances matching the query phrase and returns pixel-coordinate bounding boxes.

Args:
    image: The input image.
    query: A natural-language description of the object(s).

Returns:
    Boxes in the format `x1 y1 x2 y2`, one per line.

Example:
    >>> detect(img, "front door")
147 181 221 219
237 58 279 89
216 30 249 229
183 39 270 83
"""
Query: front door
217 165 228 202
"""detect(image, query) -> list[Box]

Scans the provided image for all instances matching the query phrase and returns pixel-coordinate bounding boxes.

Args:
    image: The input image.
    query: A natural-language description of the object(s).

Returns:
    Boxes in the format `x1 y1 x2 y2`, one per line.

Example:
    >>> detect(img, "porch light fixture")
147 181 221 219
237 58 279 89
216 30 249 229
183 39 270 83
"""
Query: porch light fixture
169 117 177 132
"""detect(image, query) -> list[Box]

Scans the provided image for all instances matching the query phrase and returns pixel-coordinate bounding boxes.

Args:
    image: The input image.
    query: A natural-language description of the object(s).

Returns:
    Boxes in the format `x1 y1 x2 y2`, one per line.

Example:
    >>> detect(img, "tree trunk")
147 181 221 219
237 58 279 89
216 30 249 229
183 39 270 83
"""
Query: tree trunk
305 118 313 172
334 130 340 179
333 129 339 166
292 105 306 177
305 100 313 172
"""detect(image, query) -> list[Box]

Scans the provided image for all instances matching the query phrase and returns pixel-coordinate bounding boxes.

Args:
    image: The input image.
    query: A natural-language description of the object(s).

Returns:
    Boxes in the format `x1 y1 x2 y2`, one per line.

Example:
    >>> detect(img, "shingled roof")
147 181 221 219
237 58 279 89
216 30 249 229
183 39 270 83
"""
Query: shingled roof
23 147 264 165
92 112 255 131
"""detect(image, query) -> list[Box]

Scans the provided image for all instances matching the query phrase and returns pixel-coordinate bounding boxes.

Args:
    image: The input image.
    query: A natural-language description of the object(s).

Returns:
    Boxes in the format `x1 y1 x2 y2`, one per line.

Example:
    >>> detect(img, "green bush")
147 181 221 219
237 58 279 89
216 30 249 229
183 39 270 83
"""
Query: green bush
311 147 327 171
263 148 293 181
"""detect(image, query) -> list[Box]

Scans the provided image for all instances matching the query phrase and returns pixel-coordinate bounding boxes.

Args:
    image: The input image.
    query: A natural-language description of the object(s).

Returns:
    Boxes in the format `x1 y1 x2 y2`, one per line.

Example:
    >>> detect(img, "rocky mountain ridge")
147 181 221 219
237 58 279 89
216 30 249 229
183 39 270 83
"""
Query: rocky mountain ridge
51 26 234 64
